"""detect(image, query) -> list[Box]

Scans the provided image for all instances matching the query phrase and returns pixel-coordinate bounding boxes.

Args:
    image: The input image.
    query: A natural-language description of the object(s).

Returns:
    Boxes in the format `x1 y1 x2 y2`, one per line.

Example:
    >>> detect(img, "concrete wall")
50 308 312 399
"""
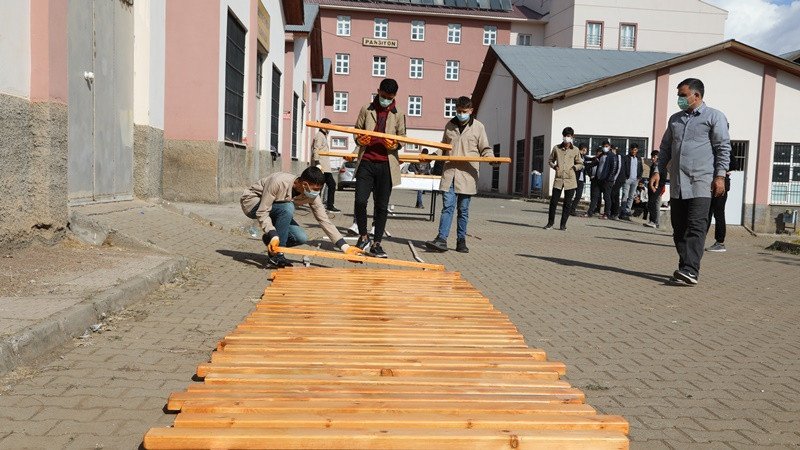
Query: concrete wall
0 2 31 98
475 63 513 193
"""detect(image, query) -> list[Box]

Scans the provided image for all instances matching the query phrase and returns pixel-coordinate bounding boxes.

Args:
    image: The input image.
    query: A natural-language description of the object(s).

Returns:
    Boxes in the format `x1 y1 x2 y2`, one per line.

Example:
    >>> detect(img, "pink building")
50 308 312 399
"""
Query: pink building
312 0 527 152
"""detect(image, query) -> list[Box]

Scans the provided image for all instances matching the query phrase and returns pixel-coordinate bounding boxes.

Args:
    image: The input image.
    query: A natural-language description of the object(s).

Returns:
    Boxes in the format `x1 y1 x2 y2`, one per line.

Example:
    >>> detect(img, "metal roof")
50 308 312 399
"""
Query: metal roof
491 45 679 100
286 3 320 33
780 49 800 63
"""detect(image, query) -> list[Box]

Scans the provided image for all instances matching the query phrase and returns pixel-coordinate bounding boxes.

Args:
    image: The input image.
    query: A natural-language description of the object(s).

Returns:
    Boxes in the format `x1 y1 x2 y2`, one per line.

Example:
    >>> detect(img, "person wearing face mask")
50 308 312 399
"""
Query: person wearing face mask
542 127 584 230
240 166 364 268
310 118 340 213
585 140 617 218
346 78 406 259
425 96 495 253
650 78 731 285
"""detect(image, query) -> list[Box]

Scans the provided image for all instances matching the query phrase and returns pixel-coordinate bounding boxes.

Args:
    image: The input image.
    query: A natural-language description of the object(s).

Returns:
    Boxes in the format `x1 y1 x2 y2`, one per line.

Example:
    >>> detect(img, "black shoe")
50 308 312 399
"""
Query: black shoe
543 223 554 230
355 236 372 253
267 252 293 268
425 237 448 252
369 243 388 258
673 269 698 285
415 203 424 209
559 225 567 231
327 206 341 213
456 239 469 253
619 215 631 221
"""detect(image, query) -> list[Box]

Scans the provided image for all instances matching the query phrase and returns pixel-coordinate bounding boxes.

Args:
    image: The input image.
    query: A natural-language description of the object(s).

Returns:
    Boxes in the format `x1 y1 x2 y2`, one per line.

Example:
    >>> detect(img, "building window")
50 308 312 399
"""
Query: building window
336 16 350 36
771 142 800 204
517 34 532 46
334 92 348 112
411 20 425 41
620 24 636 50
483 26 497 45
335 53 349 75
445 60 459 81
224 12 246 143
374 18 388 38
406 143 420 152
408 96 422 116
731 140 748 172
447 24 461 44
256 53 264 98
331 137 348 148
409 58 423 79
574 135 649 157
291 93 299 158
515 139 525 194
372 56 387 77
270 65 281 151
586 21 602 48
444 98 457 117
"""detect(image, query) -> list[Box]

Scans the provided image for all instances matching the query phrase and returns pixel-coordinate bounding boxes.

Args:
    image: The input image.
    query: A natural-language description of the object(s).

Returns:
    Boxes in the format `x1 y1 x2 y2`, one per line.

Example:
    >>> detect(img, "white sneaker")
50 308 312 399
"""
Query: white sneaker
643 222 657 228
347 223 359 236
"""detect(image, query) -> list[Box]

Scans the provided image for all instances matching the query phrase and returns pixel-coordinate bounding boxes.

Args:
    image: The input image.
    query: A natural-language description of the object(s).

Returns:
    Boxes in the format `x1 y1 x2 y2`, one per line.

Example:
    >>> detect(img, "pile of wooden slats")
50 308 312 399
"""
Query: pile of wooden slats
143 268 629 449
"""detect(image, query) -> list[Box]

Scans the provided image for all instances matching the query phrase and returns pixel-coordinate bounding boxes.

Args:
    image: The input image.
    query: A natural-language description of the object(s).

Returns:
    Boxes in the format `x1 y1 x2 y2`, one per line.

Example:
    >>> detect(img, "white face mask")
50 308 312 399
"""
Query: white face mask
563 137 573 144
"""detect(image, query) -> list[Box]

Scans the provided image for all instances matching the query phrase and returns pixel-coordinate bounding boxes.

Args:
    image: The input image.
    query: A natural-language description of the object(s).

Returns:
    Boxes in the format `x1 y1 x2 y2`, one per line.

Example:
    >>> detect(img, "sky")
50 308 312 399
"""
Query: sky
703 0 800 56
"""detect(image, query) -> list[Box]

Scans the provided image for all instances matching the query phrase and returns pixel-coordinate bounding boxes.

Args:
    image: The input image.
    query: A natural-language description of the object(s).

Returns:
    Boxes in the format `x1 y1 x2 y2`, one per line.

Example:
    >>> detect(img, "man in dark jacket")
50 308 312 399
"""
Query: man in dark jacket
569 143 588 216
585 141 617 218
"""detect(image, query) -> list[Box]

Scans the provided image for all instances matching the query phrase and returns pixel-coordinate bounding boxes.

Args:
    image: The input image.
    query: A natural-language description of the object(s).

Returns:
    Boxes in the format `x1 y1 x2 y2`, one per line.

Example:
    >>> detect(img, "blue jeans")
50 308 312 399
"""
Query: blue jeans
437 184 471 241
248 201 307 248
416 190 424 206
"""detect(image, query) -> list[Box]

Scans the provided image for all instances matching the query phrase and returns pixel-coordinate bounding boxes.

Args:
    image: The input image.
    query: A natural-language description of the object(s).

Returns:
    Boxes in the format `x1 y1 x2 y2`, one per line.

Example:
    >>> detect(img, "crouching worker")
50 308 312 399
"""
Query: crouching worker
240 167 365 267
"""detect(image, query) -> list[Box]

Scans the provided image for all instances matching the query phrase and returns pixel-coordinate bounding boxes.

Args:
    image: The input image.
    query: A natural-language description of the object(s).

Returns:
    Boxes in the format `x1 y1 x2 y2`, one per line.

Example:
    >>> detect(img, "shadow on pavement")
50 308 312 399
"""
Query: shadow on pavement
487 219 539 228
216 249 268 269
585 223 659 233
516 253 676 284
595 236 673 247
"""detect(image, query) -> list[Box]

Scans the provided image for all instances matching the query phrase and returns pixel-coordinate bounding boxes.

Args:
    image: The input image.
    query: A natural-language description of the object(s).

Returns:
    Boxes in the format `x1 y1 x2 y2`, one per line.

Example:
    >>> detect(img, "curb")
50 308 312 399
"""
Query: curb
0 256 189 378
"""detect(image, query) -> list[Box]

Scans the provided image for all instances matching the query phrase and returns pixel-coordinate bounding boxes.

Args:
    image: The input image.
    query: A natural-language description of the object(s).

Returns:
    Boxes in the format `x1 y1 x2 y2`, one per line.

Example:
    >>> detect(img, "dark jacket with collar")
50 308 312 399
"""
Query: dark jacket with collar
596 151 618 181
622 155 644 180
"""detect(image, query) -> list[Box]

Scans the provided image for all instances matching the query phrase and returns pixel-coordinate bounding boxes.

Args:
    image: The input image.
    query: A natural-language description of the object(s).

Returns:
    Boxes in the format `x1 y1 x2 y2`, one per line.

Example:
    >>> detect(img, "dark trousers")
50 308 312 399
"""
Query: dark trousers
354 160 392 241
548 186 576 227
670 196 712 277
323 172 336 209
647 179 665 225
587 179 602 216
707 192 728 243
569 180 584 215
600 180 613 215
610 179 624 217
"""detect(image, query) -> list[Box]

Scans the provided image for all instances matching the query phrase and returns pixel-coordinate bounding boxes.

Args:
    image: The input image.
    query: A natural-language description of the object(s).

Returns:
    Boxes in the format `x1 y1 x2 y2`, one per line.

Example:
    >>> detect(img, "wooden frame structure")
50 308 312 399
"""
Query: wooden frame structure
144 268 629 449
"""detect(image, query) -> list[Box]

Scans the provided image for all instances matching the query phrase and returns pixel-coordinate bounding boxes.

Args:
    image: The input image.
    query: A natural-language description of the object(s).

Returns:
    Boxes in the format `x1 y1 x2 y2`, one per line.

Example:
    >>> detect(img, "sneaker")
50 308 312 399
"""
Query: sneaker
355 236 372 253
559 225 567 231
267 252 293 268
327 206 341 213
369 243 388 258
347 223 359 236
456 239 469 253
581 213 592 218
543 223 554 230
609 215 618 221
706 242 726 252
673 269 698 285
643 222 657 228
415 204 425 209
600 214 608 220
619 215 631 222
425 237 448 252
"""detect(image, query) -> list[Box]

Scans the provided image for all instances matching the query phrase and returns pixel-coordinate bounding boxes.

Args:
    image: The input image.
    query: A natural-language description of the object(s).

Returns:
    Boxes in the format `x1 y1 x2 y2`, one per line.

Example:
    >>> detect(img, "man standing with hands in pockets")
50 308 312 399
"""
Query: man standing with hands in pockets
650 78 730 285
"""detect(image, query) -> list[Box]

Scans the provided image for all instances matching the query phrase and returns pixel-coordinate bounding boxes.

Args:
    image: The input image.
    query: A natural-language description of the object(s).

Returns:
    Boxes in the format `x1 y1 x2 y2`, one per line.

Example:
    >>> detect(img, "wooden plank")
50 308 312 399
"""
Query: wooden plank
318 150 512 164
196 364 561 380
171 412 630 433
271 267 461 278
211 347 549 360
144 427 629 449
274 246 444 270
243 317 517 330
177 400 598 415
307 120 452 150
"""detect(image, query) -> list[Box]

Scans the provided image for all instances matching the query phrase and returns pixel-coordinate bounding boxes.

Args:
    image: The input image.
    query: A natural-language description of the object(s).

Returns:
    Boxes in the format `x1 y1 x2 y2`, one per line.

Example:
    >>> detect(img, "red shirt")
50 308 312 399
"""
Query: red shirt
362 97 394 162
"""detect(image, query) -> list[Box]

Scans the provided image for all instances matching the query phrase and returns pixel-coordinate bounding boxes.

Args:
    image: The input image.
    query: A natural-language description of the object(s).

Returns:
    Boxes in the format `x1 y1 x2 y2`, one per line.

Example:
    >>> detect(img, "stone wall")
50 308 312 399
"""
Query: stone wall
133 124 164 200
0 94 68 251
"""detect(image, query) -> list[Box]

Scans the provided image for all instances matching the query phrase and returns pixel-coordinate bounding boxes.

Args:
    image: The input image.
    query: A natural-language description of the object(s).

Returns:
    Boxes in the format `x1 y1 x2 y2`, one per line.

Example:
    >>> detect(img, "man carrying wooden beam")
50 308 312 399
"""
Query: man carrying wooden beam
347 78 406 259
240 167 364 268
425 96 497 254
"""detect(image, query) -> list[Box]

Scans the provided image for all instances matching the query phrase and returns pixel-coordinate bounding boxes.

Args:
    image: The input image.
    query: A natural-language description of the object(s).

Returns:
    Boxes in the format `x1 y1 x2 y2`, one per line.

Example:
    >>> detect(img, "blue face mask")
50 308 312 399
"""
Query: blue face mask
303 184 320 199
378 96 393 108
456 113 470 123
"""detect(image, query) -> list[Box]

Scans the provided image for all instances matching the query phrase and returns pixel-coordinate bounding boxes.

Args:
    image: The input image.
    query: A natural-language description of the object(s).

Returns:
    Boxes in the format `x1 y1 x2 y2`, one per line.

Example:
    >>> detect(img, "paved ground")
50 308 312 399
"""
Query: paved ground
0 189 798 449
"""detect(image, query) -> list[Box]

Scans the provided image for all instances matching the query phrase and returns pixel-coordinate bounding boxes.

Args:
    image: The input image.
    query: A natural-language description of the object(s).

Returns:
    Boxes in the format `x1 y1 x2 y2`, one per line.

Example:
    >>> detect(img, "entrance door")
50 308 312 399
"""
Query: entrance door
713 140 747 226
67 0 133 205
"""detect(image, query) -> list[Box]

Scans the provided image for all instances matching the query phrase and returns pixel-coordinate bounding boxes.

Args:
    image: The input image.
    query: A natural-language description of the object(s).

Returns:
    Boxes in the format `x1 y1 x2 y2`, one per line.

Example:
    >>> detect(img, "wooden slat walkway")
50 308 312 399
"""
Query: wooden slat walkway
143 268 629 449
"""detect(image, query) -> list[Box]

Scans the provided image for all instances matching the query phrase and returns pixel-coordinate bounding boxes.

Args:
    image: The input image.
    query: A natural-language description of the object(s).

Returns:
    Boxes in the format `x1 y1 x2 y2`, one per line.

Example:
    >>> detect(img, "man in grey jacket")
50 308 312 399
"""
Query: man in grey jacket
650 78 731 285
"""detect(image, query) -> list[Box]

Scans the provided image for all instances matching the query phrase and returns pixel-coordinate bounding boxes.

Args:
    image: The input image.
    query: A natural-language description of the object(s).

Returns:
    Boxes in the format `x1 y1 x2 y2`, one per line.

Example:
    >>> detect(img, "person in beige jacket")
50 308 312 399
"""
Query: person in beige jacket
240 167 363 268
544 127 584 230
310 118 340 212
347 78 406 259
425 96 495 254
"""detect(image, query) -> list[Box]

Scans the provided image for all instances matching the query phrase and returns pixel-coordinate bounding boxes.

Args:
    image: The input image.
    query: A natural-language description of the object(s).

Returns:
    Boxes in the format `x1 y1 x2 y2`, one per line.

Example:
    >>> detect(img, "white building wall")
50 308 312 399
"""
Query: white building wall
774 70 800 144
218 0 252 141
133 0 166 129
510 22 545 46
0 2 31 98
476 63 514 192
543 2 576 48
292 36 309 162
668 52 764 205
261 0 286 154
